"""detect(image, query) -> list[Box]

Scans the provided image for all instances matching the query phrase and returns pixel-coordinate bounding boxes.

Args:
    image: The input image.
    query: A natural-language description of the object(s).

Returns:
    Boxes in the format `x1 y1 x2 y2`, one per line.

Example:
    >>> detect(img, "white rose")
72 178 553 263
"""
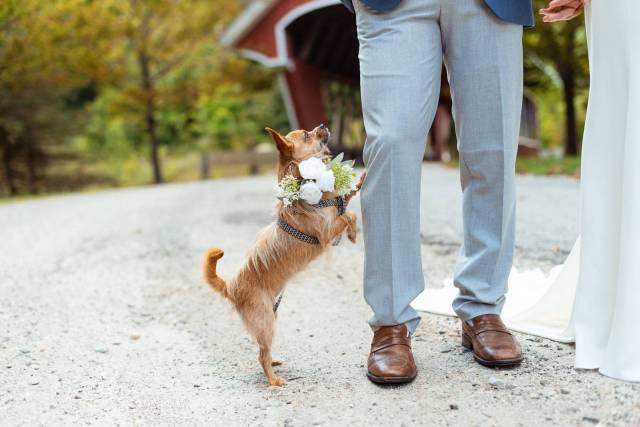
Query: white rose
299 182 322 205
298 157 326 181
316 170 335 192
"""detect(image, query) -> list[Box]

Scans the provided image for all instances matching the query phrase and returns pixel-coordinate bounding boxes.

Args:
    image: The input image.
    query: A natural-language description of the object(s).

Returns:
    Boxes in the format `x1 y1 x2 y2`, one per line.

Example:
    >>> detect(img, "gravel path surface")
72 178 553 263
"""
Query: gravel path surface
1 164 638 426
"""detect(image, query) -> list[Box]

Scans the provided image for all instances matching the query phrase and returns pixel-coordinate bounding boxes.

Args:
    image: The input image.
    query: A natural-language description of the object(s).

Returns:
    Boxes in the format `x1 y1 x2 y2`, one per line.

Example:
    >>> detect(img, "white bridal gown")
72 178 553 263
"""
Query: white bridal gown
413 0 640 382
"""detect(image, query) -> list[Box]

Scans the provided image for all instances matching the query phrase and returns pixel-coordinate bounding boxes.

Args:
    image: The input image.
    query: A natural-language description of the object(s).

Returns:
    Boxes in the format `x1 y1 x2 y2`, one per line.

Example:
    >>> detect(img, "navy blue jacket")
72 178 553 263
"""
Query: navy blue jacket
341 0 534 27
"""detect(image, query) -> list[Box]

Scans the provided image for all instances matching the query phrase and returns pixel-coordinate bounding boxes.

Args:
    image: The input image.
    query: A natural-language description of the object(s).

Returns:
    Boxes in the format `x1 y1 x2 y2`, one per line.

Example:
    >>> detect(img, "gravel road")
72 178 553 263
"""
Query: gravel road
1 164 638 426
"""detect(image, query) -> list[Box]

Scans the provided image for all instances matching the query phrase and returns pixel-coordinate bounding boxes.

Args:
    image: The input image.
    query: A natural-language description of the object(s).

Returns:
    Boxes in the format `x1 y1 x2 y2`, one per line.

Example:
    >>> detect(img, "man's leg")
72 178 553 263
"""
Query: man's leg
355 0 441 336
442 0 522 321
354 0 442 384
441 0 524 365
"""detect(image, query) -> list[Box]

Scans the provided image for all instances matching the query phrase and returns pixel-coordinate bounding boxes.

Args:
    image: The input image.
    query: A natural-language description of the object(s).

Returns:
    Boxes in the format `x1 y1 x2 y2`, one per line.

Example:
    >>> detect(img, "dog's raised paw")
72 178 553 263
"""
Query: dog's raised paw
343 212 357 243
357 170 367 190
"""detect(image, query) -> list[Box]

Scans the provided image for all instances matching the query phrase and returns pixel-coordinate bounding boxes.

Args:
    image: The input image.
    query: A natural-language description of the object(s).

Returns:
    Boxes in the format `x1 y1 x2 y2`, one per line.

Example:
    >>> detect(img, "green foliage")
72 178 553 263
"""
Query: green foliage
523 1 589 154
326 154 357 196
0 0 287 196
195 79 288 152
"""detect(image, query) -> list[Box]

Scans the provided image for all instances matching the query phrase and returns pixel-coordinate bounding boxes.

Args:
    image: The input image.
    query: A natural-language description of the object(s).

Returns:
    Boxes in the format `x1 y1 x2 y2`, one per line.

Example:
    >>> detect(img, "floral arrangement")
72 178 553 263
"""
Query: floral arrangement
276 153 358 206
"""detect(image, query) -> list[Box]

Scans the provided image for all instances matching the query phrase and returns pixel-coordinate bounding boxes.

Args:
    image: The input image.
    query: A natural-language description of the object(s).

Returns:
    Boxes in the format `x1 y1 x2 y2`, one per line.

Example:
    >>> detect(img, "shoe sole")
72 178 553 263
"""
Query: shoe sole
366 371 417 385
461 332 523 367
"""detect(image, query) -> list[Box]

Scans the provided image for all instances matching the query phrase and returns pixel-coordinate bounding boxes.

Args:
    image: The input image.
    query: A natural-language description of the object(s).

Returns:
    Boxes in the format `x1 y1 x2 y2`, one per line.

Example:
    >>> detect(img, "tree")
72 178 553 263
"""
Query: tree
0 0 100 195
94 1 285 181
119 0 243 183
524 1 589 155
0 0 287 196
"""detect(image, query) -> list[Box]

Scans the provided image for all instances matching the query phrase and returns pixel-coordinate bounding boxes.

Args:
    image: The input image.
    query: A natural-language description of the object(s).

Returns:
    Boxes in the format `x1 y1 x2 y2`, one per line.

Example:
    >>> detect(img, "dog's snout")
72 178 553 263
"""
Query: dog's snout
313 124 330 143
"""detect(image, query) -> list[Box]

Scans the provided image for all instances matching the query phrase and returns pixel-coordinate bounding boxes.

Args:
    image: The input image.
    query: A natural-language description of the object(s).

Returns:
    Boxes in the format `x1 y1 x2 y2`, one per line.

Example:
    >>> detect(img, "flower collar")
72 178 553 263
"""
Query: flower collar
276 153 358 206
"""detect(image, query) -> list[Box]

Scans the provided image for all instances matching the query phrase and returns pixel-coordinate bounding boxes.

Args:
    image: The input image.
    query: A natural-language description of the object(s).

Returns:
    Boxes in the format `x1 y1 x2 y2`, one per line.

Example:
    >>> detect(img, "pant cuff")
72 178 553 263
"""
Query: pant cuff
454 302 503 323
368 316 422 336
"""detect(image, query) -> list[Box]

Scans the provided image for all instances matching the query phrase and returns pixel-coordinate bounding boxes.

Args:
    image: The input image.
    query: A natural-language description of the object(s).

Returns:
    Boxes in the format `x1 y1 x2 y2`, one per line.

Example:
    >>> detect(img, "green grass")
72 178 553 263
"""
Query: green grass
515 156 581 177
78 152 276 187
0 192 66 206
0 151 277 205
444 156 581 177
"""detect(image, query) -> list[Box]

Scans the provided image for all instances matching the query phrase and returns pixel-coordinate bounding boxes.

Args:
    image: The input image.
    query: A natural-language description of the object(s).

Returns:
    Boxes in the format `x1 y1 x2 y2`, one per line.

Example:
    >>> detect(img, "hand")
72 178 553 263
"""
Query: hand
540 0 586 22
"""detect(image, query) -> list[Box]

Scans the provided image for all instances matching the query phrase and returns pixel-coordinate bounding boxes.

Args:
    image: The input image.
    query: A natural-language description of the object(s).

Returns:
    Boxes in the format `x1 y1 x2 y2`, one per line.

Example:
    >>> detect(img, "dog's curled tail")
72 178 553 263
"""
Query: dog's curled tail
204 248 230 300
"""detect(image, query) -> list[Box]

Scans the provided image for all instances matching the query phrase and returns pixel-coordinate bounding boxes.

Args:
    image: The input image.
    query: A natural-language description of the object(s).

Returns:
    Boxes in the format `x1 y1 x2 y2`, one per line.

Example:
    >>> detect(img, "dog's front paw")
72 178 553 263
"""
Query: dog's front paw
344 212 357 243
356 170 367 191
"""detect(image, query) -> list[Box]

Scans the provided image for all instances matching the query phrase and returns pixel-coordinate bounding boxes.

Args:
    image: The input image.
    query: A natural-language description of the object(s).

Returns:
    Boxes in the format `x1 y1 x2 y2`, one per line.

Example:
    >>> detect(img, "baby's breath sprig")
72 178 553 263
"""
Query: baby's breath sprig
276 174 301 206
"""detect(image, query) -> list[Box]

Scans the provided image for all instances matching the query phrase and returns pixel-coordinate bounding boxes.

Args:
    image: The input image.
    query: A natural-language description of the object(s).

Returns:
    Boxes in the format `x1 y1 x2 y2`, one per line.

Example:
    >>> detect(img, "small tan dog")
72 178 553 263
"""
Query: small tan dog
203 125 365 386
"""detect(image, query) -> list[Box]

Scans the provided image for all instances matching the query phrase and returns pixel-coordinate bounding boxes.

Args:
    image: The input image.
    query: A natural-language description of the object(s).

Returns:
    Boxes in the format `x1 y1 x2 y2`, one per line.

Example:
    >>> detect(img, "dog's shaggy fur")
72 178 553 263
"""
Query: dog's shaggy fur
203 125 365 386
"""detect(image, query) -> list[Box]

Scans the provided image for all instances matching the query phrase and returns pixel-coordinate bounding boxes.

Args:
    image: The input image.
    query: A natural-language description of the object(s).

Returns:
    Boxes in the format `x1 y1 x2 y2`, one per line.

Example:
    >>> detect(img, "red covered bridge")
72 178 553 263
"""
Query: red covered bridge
221 0 539 159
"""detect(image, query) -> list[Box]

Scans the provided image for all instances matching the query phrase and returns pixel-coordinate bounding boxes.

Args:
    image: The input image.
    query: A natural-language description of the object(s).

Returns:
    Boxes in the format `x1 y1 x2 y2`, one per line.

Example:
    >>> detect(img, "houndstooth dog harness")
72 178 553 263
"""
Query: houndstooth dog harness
277 217 320 245
277 196 346 246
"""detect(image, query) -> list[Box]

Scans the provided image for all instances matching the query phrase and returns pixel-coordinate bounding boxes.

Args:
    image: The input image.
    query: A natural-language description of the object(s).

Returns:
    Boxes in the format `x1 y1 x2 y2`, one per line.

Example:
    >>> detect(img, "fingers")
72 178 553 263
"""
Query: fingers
540 0 585 22
540 4 584 22
550 6 584 22
546 0 583 9
539 2 580 16
568 4 585 19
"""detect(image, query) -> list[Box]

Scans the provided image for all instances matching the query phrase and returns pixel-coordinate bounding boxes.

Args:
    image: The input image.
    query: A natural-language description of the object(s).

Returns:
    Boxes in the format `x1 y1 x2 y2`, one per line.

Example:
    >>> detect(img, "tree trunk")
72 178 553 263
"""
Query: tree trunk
562 70 579 156
0 127 17 196
24 139 37 194
200 152 209 180
249 159 259 176
561 30 579 157
138 50 163 184
1 148 16 196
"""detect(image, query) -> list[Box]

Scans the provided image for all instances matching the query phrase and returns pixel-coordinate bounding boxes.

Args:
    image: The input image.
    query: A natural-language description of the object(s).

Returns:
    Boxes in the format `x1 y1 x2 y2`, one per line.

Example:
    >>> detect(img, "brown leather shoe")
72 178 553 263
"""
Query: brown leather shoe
367 324 417 384
461 314 523 367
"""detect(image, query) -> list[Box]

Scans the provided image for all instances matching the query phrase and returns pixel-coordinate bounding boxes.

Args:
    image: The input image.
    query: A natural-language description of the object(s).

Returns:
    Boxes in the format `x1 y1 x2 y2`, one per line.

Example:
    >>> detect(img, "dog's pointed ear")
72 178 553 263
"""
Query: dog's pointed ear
266 127 293 157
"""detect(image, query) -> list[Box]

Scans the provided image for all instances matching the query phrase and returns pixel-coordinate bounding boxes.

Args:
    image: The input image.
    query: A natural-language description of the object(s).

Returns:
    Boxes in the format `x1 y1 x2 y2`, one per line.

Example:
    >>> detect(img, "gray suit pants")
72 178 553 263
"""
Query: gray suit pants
354 0 523 332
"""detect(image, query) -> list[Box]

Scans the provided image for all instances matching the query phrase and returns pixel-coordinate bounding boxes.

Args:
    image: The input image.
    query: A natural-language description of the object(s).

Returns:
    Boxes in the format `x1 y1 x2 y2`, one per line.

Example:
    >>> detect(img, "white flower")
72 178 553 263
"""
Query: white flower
349 174 358 191
316 170 335 192
299 182 322 204
298 157 326 181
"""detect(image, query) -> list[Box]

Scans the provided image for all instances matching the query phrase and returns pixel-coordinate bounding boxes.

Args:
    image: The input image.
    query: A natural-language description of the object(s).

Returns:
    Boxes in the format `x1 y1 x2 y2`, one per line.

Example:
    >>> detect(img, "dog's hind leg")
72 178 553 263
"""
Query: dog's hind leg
257 322 284 386
241 294 284 386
